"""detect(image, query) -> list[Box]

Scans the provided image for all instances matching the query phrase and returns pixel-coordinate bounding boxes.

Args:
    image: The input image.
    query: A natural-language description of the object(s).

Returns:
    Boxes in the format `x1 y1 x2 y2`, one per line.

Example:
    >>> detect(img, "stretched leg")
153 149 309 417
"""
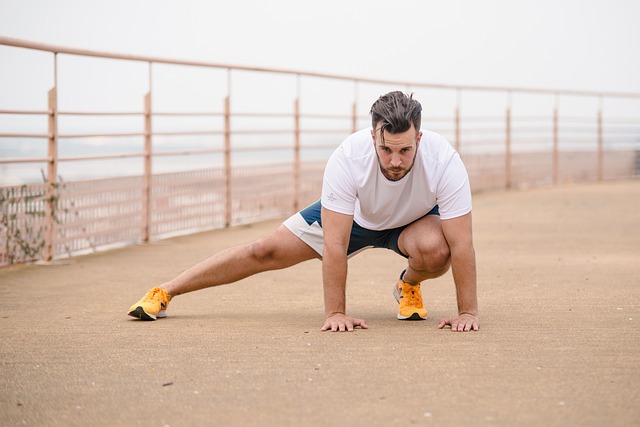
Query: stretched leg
397 214 451 284
163 225 320 297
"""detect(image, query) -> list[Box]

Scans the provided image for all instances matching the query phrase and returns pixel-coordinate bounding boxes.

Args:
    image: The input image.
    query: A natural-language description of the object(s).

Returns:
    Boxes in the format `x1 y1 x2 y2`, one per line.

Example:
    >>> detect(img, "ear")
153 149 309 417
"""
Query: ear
370 128 376 141
416 131 423 148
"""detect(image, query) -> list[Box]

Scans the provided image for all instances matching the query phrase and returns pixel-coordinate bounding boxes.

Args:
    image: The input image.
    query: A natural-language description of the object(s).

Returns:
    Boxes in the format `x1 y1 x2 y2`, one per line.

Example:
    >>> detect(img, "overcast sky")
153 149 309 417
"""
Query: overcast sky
1 0 640 94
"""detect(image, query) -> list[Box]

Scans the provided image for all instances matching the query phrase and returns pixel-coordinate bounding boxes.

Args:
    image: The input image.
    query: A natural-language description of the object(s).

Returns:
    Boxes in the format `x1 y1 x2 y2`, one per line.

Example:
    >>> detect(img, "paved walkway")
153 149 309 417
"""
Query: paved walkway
1 180 639 426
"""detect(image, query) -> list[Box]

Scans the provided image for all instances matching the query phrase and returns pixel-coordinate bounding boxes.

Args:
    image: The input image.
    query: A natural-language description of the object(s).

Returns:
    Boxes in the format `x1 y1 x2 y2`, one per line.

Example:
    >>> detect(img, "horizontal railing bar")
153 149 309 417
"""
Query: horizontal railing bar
300 113 351 120
0 109 50 115
0 132 49 138
459 117 505 122
509 127 554 133
459 140 508 146
0 156 50 164
233 144 293 152
602 135 640 140
555 140 599 144
58 132 145 139
558 116 604 122
154 111 224 117
424 117 455 122
602 118 640 124
300 144 338 150
231 129 292 135
58 111 143 116
2 36 640 99
509 137 556 143
299 129 350 134
153 130 224 136
58 153 144 161
461 128 506 134
154 148 224 156
510 116 554 121
556 128 601 132
233 112 293 118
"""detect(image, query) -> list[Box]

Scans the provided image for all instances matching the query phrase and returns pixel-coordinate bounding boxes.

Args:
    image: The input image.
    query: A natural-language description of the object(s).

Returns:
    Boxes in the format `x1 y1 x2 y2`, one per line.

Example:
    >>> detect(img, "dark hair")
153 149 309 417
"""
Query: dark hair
369 91 422 141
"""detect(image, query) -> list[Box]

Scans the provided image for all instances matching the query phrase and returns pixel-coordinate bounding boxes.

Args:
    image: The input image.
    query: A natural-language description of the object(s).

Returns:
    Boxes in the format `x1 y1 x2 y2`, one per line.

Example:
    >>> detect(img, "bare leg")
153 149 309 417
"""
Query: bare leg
163 225 320 297
397 215 451 284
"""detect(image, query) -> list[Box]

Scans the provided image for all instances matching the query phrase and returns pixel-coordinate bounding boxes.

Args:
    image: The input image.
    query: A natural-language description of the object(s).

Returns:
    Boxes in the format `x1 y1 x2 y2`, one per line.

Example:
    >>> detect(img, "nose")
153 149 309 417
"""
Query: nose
390 153 402 168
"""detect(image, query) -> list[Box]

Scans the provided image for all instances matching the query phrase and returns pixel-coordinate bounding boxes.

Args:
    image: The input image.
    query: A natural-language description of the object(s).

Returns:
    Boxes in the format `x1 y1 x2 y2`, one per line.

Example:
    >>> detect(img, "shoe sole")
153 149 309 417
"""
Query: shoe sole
127 306 158 321
393 283 426 321
397 312 426 321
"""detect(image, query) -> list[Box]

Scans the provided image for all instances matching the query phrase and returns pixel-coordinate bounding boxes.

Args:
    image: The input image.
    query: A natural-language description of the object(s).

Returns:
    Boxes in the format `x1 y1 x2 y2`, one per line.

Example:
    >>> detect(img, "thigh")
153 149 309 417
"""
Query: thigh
263 224 322 265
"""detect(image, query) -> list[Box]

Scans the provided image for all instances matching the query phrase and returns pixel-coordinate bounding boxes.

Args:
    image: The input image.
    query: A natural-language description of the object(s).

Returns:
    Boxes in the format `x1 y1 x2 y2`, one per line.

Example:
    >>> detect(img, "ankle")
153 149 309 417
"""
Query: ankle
400 270 420 286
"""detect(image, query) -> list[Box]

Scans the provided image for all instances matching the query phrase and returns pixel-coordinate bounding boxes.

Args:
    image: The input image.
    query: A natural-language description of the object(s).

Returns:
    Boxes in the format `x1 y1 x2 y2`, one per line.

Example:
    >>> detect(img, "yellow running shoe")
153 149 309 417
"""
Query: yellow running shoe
393 271 427 320
127 287 171 321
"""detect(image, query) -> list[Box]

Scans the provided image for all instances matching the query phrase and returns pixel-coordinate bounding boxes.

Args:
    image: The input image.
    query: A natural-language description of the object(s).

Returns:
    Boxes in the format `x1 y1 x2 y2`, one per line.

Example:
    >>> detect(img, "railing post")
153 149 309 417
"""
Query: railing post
505 104 512 190
224 95 232 227
597 101 604 181
553 107 559 186
142 91 152 242
44 86 58 261
293 98 301 213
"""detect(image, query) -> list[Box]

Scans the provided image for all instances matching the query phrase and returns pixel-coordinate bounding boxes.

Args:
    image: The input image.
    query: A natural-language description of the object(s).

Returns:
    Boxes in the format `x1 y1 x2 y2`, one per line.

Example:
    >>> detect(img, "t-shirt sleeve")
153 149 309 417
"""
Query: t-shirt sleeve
436 152 472 220
321 147 357 215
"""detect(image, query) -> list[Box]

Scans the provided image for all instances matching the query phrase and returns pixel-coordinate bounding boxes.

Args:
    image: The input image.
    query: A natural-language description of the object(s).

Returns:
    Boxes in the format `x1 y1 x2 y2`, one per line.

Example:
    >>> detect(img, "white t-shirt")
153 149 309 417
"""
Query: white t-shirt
321 128 472 230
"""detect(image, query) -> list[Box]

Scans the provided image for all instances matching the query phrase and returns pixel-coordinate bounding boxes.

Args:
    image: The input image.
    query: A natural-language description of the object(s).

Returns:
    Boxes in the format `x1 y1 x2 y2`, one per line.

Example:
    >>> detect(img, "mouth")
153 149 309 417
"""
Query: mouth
383 167 406 180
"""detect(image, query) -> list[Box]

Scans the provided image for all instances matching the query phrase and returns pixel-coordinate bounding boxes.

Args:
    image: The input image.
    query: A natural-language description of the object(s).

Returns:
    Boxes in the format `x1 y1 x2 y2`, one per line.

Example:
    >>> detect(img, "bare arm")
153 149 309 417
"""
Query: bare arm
320 207 368 332
439 212 479 331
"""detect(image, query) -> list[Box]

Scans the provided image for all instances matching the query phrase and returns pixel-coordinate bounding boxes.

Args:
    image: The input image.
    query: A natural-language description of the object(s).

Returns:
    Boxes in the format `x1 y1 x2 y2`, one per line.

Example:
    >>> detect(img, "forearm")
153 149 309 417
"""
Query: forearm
450 244 478 316
322 246 348 317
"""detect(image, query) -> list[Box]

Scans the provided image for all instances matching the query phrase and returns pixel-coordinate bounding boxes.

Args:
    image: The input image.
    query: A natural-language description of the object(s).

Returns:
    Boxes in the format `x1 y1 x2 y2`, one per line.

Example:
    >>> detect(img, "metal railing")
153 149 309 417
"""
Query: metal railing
1 36 639 266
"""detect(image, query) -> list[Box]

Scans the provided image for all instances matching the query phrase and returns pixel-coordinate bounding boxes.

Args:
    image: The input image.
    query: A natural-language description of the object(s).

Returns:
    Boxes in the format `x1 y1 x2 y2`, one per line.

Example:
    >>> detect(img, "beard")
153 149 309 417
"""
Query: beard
377 152 417 182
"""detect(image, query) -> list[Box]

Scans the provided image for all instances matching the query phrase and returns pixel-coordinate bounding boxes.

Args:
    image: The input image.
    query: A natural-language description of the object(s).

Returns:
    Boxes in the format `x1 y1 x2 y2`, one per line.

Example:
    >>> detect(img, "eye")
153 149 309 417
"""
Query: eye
401 148 411 153
380 146 391 153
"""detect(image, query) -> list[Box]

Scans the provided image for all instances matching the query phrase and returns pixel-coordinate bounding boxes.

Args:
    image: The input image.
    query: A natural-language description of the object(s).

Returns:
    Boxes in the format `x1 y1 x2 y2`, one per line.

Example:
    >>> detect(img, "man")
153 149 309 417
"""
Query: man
128 91 479 333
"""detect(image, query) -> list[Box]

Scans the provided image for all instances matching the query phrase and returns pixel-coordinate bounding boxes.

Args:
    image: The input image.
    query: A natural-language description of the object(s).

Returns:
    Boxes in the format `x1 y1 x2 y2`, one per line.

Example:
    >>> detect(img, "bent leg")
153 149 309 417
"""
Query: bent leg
163 225 320 296
397 214 451 284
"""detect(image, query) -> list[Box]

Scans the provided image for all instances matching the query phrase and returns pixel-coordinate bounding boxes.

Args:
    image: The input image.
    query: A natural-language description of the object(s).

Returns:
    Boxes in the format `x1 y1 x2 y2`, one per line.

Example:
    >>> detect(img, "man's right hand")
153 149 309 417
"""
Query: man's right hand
321 313 368 332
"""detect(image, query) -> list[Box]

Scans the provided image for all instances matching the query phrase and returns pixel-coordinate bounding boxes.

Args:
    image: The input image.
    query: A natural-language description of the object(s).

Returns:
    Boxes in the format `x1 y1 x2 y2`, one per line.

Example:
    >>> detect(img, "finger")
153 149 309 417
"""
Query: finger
357 319 369 329
339 322 346 332
438 318 449 329
321 321 330 331
351 318 367 329
464 322 472 332
473 322 479 331
346 321 354 332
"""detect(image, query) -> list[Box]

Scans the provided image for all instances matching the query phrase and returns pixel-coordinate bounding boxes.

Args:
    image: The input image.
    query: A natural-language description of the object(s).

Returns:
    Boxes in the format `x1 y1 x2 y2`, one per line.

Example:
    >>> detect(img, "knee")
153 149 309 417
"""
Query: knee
409 239 451 273
248 238 278 263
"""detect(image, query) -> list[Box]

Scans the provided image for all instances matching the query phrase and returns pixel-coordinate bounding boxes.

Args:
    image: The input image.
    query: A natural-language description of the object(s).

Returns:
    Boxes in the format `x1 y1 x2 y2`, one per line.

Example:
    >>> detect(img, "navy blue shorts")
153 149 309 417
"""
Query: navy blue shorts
283 200 440 258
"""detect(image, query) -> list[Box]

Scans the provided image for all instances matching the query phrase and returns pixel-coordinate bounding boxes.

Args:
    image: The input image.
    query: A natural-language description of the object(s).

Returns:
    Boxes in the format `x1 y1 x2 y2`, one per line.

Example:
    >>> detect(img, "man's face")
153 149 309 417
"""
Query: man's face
371 123 422 181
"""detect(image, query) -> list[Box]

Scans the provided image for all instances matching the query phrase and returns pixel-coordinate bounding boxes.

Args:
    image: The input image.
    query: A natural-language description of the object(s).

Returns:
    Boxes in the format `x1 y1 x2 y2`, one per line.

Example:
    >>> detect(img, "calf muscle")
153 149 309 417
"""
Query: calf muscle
164 226 318 296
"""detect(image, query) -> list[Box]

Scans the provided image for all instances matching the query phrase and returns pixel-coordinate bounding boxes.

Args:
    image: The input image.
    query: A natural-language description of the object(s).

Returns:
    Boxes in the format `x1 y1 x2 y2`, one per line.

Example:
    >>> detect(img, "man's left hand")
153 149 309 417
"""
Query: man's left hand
438 313 479 332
